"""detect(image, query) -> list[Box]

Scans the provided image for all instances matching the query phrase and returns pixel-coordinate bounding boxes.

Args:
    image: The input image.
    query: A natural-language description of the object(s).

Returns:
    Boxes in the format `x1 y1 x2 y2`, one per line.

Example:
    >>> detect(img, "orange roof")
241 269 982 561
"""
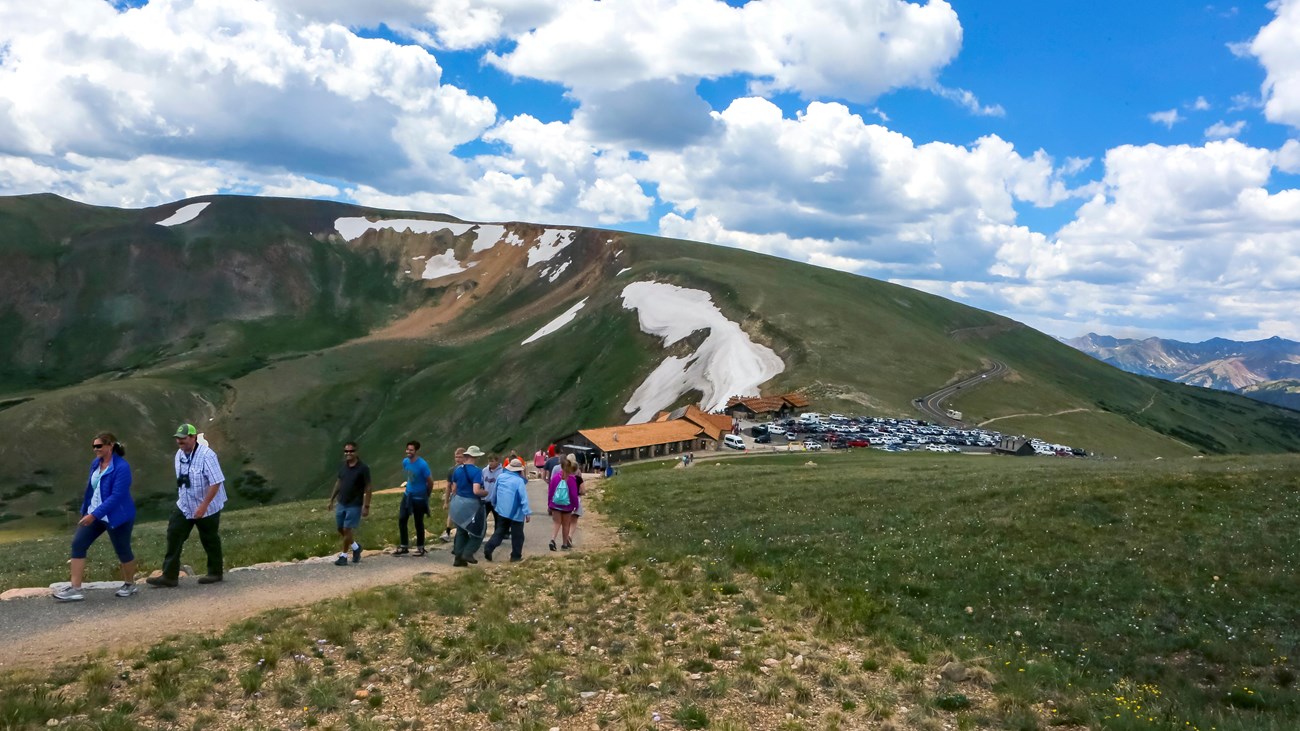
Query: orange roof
726 393 810 412
680 404 730 440
579 420 705 452
730 396 785 413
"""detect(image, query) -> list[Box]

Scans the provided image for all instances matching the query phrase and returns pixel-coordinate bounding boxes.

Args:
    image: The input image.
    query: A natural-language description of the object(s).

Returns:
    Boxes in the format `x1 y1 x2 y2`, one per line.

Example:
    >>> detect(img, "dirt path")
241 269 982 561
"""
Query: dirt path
977 407 1091 427
0 478 616 671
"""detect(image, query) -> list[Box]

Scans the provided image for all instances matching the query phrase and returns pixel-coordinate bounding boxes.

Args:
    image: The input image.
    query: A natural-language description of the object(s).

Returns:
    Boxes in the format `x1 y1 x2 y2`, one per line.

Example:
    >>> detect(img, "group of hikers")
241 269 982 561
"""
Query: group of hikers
53 425 586 602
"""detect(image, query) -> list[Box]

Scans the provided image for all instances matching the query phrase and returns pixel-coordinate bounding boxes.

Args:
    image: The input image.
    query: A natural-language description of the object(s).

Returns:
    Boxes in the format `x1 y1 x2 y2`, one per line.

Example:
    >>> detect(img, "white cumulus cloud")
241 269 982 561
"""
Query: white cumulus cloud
488 0 963 104
1248 0 1300 129
0 0 496 204
646 98 1076 282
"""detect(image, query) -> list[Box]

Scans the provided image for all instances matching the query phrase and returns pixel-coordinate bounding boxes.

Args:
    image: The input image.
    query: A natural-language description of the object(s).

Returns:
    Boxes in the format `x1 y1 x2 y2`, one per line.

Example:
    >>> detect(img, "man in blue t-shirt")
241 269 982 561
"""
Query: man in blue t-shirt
448 445 487 566
395 440 434 556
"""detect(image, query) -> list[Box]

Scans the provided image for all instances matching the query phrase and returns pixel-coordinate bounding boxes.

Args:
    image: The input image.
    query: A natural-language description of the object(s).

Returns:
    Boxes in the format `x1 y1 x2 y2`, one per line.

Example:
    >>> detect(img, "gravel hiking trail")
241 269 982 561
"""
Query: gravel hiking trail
0 476 616 670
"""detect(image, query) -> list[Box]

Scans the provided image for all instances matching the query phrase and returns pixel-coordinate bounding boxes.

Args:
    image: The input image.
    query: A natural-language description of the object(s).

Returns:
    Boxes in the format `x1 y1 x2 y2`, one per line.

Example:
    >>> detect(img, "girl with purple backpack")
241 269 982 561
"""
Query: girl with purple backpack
547 454 581 550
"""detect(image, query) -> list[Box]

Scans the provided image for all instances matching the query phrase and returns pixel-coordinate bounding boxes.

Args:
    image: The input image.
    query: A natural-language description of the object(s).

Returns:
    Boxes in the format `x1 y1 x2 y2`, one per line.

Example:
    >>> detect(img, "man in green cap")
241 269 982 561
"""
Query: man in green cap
448 445 487 566
147 423 228 587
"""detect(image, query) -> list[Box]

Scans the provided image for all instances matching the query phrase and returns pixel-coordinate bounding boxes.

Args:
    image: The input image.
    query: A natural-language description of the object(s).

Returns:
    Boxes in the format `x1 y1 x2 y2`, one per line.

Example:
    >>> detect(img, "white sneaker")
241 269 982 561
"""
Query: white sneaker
53 586 84 602
115 583 138 598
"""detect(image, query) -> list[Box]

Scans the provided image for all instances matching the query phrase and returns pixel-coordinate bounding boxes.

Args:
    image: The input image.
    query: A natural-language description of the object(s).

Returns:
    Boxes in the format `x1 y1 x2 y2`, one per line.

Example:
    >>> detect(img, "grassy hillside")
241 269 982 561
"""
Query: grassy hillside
611 451 1300 730
2 194 1300 526
1243 379 1300 412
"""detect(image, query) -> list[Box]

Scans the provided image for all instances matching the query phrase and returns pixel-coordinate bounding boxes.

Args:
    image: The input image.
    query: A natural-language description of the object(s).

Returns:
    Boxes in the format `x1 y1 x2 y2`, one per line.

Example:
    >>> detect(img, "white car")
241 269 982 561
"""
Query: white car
768 425 786 435
803 440 822 451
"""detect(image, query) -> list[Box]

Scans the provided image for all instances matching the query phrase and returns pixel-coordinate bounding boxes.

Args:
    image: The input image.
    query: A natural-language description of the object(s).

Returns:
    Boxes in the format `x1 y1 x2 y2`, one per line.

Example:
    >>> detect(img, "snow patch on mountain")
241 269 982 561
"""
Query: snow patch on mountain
422 251 475 280
522 298 588 345
541 261 570 282
528 229 574 266
335 217 471 241
156 202 210 227
620 281 784 423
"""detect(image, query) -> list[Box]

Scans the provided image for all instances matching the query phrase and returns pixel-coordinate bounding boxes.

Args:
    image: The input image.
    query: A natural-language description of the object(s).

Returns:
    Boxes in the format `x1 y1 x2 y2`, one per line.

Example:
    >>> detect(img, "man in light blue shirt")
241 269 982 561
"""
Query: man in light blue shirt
483 457 531 562
395 440 434 556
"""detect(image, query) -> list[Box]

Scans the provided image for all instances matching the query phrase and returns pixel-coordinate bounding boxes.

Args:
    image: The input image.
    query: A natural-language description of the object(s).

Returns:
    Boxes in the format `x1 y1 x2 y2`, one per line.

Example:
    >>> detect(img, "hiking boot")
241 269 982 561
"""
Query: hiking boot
509 556 523 563
452 557 468 567
114 583 139 598
146 575 178 588
334 555 348 566
483 547 494 562
462 555 478 564
351 545 362 563
197 574 223 584
393 547 410 556
53 586 84 602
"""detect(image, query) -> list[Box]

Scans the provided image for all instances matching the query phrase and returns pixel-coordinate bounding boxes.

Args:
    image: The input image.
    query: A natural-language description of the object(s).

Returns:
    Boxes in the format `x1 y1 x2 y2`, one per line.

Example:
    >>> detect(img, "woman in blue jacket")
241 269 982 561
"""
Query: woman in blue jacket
54 432 138 602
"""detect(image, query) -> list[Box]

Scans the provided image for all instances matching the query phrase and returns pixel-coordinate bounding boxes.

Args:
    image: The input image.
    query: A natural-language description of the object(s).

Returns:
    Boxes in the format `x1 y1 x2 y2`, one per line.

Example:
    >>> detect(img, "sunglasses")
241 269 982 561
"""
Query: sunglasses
92 443 106 450
343 449 356 453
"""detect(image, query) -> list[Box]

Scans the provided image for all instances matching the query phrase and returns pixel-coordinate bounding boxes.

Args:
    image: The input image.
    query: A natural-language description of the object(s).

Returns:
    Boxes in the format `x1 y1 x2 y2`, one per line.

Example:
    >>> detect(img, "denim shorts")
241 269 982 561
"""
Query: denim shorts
335 504 362 530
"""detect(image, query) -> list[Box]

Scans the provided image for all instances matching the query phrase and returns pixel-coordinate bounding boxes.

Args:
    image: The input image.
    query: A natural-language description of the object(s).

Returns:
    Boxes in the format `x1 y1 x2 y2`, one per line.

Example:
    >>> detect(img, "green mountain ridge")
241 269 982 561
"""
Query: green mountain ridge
2 193 1298 526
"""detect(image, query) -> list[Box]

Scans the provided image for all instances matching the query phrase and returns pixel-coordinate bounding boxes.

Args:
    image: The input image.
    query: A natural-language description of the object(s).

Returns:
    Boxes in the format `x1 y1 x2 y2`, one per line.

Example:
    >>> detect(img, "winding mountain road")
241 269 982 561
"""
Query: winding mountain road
913 360 1009 424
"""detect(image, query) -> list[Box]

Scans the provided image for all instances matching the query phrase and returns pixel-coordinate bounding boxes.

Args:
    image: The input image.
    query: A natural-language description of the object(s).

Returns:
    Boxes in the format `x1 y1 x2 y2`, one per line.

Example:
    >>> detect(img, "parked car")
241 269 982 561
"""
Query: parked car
724 434 746 450
768 425 786 435
803 440 822 451
846 438 871 448
755 433 772 444
750 424 769 438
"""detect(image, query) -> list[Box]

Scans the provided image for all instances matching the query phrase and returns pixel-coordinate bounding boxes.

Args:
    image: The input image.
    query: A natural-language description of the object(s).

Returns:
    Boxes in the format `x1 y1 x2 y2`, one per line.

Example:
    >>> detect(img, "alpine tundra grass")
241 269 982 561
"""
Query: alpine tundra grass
610 450 1300 730
2 451 1298 730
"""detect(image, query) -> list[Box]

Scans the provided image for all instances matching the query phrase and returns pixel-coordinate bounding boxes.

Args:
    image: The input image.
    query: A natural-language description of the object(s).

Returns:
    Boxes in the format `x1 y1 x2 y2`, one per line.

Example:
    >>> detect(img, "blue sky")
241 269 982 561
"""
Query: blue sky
2 0 1300 343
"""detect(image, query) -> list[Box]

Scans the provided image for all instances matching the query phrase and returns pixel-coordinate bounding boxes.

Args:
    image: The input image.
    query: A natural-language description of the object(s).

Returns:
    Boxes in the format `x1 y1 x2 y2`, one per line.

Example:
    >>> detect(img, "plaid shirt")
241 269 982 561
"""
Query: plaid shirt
174 444 227 519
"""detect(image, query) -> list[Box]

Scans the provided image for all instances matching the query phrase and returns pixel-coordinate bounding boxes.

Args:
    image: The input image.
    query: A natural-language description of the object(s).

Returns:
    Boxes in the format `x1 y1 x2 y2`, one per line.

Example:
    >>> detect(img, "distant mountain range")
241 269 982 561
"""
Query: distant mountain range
1063 333 1300 410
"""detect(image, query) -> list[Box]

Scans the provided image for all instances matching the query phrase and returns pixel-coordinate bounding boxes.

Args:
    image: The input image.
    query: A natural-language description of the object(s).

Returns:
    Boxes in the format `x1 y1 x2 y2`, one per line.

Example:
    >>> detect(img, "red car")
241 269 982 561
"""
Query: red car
846 438 871 448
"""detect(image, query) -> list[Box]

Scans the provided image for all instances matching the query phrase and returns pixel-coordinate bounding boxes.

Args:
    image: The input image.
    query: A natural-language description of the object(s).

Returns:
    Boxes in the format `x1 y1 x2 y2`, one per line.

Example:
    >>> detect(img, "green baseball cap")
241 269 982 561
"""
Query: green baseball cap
173 423 197 438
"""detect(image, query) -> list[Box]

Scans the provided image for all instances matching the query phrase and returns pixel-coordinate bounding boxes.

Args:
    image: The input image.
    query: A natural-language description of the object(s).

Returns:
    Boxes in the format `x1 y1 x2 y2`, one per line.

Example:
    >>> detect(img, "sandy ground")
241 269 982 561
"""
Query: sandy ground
0 476 615 671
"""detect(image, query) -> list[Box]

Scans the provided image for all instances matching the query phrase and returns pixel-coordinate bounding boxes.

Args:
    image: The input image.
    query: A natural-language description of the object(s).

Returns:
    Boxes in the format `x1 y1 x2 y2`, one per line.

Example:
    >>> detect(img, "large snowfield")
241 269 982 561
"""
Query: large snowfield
620 281 784 423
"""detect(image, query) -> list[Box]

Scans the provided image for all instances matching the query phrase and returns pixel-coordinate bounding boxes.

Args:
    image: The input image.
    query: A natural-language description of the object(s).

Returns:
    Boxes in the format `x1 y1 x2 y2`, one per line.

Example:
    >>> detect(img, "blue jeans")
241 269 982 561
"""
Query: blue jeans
70 520 134 562
484 517 525 560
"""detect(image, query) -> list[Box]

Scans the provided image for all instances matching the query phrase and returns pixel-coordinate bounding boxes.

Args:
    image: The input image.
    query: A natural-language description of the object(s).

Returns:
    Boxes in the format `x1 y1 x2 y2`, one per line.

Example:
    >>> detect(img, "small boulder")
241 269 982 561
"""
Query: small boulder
939 661 969 682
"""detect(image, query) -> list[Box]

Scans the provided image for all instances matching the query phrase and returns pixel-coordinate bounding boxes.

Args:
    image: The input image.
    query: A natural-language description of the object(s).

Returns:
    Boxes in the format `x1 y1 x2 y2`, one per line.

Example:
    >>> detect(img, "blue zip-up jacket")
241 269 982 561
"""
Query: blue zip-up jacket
80 454 136 528
493 469 531 522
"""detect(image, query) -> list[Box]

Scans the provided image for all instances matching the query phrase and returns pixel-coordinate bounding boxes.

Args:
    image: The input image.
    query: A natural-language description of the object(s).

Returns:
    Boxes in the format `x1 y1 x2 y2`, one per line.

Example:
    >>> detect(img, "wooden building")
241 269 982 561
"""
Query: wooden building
652 404 736 440
554 419 716 465
724 392 811 420
993 436 1036 456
